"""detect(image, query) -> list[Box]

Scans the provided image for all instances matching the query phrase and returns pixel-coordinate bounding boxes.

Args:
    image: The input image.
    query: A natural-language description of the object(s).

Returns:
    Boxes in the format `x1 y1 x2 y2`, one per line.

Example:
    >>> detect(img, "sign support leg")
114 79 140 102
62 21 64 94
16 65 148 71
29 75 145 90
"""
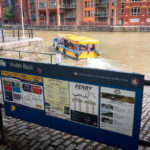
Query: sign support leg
0 104 5 144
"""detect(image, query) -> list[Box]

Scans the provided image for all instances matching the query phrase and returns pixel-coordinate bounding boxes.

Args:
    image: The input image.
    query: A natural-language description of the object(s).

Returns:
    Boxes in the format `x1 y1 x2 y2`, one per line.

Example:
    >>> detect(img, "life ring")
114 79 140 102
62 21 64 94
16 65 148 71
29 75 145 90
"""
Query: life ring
57 38 63 44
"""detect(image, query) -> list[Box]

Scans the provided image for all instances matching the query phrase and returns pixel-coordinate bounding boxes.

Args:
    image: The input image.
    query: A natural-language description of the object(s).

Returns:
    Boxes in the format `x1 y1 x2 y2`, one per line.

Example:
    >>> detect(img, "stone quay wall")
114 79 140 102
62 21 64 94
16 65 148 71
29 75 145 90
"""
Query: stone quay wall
2 25 150 32
0 38 43 61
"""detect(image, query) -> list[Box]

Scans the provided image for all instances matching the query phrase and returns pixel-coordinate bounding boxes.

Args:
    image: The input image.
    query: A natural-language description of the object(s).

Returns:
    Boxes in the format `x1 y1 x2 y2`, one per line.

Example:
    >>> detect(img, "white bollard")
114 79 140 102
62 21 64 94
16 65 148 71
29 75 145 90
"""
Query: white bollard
56 53 62 64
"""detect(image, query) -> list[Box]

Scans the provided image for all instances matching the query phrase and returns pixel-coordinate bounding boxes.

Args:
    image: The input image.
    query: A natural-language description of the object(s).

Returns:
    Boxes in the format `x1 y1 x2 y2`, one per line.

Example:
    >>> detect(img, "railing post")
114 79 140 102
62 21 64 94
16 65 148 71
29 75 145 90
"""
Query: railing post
31 29 33 39
50 54 53 64
18 29 20 41
1 30 4 43
28 29 30 38
19 51 21 59
0 104 5 144
13 29 15 37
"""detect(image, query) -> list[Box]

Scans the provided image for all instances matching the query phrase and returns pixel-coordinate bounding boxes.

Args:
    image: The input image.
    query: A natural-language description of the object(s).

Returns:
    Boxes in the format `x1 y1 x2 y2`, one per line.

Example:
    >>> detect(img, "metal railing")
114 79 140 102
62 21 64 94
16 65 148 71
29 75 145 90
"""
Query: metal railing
0 49 56 64
0 29 34 43
95 2 107 7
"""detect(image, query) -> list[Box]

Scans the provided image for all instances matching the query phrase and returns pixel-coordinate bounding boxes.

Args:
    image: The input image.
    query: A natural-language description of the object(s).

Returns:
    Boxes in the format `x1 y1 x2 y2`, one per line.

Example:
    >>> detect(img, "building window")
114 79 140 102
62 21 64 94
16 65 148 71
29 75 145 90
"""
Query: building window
121 9 124 16
85 11 87 17
130 18 140 22
146 18 150 22
91 0 93 7
49 14 53 22
121 0 124 16
88 11 90 17
98 18 107 22
23 11 26 17
112 9 114 16
91 10 93 16
85 1 87 8
112 0 114 6
60 14 64 22
39 2 46 9
88 1 90 7
148 8 150 15
97 9 107 17
68 18 75 22
49 1 56 8
131 7 140 15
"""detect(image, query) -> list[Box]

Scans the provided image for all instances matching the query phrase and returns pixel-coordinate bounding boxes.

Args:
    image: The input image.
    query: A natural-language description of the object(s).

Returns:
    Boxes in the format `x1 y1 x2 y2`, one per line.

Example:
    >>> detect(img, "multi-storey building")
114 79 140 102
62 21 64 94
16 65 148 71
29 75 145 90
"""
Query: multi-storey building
0 0 8 24
34 0 82 26
14 0 30 25
117 0 150 26
2 0 150 26
28 0 37 25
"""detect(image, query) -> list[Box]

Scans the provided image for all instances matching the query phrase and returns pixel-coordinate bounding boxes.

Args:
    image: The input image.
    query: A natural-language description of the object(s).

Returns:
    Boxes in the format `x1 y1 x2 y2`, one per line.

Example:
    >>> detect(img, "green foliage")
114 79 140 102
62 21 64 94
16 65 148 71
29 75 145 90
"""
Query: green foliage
3 6 15 21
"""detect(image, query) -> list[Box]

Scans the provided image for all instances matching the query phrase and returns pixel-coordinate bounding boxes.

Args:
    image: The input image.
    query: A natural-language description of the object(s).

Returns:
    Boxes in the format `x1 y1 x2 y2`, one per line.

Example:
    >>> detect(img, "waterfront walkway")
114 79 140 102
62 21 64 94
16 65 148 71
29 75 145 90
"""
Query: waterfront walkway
0 86 150 150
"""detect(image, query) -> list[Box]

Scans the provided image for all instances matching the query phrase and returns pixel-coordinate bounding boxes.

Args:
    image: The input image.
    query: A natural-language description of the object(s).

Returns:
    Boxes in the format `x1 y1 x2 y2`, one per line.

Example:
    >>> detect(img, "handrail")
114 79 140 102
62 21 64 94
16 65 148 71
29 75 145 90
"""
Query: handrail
0 29 33 43
0 49 56 64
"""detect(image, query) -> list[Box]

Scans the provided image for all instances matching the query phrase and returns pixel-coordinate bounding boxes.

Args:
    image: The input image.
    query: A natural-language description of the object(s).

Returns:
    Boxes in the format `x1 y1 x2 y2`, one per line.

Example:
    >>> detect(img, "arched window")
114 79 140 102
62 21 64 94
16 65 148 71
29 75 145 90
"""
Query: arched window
131 7 140 15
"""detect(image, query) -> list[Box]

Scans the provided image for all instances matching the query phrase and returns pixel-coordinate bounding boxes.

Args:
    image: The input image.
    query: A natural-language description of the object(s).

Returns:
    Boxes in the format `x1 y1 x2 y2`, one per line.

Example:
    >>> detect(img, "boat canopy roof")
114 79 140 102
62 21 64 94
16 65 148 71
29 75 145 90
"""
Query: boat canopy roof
58 34 99 45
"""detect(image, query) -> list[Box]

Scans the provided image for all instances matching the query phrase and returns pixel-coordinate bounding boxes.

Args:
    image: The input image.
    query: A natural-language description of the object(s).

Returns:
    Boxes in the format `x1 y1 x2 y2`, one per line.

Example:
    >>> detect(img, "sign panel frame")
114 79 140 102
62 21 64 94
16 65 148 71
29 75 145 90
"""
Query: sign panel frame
0 58 144 150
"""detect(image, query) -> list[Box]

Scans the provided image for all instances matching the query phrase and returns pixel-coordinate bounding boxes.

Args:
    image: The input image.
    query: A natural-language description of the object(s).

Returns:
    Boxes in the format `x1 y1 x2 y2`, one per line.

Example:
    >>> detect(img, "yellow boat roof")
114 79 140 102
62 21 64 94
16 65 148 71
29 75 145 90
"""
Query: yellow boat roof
58 34 99 45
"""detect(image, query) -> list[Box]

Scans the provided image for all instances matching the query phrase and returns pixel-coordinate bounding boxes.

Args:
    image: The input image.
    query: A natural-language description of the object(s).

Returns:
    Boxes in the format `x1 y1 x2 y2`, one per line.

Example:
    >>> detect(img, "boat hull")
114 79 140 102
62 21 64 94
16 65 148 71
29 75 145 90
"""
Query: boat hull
53 38 99 60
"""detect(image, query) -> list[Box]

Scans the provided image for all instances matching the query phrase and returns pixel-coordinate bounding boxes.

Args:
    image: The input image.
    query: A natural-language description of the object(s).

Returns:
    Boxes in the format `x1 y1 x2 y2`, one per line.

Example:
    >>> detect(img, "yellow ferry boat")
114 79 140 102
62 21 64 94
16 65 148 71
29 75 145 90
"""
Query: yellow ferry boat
53 34 99 60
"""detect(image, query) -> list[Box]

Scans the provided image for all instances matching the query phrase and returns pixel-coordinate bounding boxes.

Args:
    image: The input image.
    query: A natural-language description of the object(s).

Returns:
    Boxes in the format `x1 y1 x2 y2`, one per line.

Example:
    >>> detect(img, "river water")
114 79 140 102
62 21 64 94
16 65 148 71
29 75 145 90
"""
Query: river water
34 31 150 80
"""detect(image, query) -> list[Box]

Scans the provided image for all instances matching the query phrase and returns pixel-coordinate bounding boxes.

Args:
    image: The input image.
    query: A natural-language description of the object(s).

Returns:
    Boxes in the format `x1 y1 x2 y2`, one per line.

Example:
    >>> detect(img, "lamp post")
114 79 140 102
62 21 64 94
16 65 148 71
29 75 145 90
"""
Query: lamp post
20 0 25 38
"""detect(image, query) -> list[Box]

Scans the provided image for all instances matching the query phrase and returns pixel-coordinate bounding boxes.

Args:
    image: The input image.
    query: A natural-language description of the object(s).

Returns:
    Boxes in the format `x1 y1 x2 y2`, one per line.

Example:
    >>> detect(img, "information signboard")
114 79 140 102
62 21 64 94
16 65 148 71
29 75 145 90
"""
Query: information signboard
0 58 144 150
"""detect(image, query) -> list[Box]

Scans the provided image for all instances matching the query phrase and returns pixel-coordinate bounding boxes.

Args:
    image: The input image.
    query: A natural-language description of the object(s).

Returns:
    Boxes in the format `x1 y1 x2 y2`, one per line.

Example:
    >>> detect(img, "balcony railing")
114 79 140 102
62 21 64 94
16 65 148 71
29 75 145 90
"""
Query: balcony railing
30 0 35 2
60 3 76 9
64 14 76 18
30 6 36 10
95 2 107 7
49 5 56 8
95 13 107 17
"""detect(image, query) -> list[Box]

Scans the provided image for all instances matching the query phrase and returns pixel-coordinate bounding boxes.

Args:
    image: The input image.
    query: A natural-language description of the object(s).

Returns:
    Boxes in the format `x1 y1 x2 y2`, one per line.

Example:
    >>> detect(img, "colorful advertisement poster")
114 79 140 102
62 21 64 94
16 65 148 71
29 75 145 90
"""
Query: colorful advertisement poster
43 78 70 119
2 77 22 104
22 83 44 110
1 71 44 110
100 87 135 136
69 82 99 127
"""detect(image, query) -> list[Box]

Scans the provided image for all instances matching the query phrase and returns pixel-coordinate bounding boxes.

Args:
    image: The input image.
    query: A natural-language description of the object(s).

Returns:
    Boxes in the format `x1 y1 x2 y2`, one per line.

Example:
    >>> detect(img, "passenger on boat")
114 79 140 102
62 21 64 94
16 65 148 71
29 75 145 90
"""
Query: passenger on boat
91 44 95 50
75 44 79 50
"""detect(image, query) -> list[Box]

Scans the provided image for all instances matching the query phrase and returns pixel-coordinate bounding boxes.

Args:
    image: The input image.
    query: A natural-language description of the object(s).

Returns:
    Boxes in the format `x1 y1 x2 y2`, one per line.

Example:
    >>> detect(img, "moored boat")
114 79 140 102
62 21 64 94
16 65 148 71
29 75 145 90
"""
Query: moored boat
53 34 99 60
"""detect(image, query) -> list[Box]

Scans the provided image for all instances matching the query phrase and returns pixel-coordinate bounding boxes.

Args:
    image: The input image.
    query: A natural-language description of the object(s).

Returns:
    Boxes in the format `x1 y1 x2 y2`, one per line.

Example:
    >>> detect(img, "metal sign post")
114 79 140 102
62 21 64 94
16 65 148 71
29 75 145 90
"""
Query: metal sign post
0 104 5 144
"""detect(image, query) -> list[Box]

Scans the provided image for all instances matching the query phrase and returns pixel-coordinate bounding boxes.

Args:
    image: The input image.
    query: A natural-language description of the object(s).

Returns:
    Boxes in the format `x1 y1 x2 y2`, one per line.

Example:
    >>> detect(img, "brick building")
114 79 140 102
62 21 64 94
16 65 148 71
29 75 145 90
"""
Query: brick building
1 0 150 26
14 0 30 25
31 0 82 26
117 0 150 26
0 0 8 24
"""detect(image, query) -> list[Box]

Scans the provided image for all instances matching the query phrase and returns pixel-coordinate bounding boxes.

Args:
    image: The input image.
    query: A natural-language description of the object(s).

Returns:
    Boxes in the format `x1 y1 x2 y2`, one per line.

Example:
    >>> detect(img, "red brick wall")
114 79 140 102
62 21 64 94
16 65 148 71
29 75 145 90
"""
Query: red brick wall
15 0 30 25
0 0 8 23
118 0 150 26
83 0 95 23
